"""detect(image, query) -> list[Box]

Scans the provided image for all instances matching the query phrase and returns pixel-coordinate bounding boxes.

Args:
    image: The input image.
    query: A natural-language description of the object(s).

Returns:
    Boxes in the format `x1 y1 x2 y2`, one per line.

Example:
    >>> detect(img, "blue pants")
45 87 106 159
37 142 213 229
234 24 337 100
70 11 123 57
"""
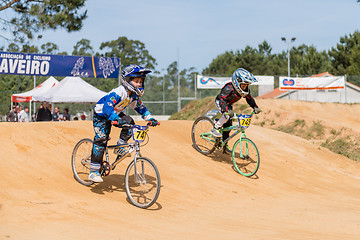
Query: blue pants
90 113 133 172
90 113 112 172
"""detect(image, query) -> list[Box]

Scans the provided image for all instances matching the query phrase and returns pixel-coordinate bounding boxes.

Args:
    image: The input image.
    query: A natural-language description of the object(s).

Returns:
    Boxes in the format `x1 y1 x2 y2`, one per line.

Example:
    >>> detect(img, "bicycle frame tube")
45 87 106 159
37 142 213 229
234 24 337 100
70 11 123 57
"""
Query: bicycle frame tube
200 132 217 144
104 148 110 164
219 125 246 146
108 144 128 169
221 129 241 145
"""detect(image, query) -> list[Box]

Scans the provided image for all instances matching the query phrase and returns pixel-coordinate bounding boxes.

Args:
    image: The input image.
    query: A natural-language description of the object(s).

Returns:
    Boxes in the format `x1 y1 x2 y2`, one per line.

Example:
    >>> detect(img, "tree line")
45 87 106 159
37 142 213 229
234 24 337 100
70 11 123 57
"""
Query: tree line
1 30 360 116
0 1 359 116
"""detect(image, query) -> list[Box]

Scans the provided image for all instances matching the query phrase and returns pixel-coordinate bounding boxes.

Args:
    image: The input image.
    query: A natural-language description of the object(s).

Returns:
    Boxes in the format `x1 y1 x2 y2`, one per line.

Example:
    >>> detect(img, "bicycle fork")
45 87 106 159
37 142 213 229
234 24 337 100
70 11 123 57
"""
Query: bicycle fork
132 148 147 185
238 132 249 159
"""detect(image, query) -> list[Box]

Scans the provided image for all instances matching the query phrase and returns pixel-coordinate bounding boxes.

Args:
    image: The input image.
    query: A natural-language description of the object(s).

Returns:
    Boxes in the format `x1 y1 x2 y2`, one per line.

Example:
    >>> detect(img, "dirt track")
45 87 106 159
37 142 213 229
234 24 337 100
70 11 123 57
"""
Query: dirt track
1 100 360 240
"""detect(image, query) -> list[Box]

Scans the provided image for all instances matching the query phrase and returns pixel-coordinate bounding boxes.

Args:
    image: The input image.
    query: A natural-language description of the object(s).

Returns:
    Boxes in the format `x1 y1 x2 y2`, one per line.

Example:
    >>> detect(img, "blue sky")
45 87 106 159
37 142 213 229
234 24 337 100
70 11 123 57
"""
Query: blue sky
3 0 360 73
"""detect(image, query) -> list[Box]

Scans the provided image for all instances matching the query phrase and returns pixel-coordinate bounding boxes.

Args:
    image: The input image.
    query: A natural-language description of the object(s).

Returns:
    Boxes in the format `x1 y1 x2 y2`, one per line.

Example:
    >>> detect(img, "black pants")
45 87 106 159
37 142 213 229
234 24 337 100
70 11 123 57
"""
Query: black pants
222 118 232 143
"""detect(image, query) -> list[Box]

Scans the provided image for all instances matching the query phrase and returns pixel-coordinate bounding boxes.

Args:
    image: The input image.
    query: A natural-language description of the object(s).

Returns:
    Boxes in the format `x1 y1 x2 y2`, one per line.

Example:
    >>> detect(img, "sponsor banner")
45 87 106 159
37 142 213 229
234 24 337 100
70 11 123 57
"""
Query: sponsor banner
197 75 274 89
197 75 231 89
0 51 120 78
279 76 345 90
11 95 32 102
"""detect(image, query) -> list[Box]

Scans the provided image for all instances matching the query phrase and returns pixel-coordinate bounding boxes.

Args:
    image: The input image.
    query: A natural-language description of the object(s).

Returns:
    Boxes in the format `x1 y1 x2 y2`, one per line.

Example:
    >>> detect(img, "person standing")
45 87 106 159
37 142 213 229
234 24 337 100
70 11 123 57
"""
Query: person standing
18 106 30 122
36 102 52 121
52 106 62 121
6 106 17 122
63 108 70 121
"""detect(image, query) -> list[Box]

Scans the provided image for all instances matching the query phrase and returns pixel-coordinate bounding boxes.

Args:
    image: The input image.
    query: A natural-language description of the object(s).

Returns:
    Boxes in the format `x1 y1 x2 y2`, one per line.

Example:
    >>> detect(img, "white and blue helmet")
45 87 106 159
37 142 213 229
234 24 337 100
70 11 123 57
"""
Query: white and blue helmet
231 68 257 97
121 64 151 97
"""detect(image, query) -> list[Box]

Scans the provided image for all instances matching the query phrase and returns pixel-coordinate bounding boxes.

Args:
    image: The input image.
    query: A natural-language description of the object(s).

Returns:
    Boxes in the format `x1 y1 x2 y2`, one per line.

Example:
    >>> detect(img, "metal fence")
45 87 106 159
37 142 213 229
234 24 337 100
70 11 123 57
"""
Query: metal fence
1 74 359 122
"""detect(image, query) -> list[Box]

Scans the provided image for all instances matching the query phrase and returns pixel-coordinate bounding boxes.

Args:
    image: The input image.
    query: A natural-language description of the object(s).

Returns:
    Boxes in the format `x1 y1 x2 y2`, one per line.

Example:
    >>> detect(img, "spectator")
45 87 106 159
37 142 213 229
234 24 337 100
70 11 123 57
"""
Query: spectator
17 105 23 118
6 106 17 122
52 106 63 121
32 107 39 122
18 106 30 122
15 105 21 121
36 102 52 121
63 108 70 121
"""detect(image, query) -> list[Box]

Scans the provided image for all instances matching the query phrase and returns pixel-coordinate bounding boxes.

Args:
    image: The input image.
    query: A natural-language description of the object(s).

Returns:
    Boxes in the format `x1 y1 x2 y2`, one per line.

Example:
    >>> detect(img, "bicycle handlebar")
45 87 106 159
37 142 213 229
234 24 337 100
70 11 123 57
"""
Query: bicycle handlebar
111 120 160 128
228 110 255 120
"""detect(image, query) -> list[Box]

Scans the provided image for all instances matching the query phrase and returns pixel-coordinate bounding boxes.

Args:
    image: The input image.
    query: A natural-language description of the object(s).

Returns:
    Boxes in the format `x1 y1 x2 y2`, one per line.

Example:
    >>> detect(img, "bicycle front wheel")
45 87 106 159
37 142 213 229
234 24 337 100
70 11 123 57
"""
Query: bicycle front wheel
124 157 161 209
191 116 216 155
71 138 94 186
232 138 260 177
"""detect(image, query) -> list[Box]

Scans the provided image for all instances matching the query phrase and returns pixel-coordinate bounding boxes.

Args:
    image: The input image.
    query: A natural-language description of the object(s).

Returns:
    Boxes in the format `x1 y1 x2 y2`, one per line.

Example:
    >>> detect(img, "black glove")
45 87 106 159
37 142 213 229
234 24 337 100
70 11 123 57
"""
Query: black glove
148 118 159 126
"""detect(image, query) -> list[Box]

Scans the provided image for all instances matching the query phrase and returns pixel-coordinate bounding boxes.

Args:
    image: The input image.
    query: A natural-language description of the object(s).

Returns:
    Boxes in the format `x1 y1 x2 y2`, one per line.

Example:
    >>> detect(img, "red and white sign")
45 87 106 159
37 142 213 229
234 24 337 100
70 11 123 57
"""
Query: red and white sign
279 76 345 90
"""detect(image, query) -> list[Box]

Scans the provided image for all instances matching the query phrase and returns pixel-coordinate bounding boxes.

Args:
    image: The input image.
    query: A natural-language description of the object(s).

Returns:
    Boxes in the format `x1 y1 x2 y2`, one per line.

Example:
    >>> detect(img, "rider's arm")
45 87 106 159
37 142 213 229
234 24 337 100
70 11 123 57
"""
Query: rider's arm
130 98 153 121
217 84 234 112
94 92 121 121
245 91 258 109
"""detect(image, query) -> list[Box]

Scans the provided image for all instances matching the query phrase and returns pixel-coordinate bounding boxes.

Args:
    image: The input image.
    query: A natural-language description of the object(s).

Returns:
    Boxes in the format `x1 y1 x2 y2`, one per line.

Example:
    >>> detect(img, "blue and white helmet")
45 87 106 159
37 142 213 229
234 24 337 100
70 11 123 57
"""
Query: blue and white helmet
121 64 151 97
231 68 257 97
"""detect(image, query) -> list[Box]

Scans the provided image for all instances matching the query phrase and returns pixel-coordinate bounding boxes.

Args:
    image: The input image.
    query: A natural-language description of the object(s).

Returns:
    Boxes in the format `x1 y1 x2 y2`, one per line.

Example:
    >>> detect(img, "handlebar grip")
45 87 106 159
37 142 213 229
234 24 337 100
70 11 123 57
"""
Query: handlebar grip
147 121 160 126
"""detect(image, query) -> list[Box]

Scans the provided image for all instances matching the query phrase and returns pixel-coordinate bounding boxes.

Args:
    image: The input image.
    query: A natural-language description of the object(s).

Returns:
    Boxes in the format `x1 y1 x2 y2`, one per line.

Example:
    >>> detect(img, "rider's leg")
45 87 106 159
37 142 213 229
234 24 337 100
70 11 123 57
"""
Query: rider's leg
117 112 135 144
222 119 233 153
222 118 232 141
211 100 231 137
116 113 135 157
89 114 111 182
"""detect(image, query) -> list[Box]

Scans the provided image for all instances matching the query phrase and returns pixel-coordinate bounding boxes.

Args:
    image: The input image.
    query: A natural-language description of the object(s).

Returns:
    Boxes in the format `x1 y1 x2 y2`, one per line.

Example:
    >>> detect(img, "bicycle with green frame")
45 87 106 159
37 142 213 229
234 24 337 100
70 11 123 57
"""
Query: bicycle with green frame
191 110 260 177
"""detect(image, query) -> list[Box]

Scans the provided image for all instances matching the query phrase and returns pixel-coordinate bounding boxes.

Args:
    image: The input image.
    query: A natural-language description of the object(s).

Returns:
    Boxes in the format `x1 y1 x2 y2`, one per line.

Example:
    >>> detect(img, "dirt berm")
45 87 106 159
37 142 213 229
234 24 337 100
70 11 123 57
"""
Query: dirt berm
0 99 360 239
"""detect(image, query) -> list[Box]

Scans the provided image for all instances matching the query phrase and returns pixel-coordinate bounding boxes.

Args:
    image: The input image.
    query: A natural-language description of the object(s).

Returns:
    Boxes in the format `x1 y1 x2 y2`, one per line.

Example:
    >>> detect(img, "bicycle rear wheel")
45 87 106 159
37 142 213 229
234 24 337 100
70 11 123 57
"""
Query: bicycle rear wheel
124 157 161 209
191 116 216 155
71 138 94 186
232 138 260 177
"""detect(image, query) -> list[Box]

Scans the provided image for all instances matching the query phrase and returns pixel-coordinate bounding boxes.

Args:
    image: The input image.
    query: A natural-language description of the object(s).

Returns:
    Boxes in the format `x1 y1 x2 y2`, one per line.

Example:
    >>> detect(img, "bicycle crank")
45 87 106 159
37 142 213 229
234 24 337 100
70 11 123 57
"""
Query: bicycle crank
100 161 111 176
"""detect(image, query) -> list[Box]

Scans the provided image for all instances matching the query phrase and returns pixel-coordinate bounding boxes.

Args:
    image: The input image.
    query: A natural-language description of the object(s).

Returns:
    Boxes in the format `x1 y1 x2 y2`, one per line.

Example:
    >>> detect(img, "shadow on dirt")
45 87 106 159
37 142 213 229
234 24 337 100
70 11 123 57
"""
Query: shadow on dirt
192 144 260 179
89 174 126 195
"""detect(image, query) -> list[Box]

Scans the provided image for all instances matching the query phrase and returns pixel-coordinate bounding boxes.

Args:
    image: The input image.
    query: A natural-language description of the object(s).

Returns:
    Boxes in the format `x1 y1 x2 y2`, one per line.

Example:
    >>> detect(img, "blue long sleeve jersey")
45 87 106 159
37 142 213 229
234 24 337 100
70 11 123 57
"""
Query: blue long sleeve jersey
94 85 153 122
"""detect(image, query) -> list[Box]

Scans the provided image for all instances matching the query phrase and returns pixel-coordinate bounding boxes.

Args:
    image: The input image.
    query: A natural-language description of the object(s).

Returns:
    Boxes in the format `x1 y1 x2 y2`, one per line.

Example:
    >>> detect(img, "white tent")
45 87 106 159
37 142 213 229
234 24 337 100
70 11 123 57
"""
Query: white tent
33 76 107 103
11 76 59 102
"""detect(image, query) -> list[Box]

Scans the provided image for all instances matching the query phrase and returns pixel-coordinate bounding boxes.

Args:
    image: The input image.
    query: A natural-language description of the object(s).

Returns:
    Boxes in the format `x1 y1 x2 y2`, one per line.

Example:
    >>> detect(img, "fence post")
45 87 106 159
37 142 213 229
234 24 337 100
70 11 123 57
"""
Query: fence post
344 74 347 104
194 73 197 100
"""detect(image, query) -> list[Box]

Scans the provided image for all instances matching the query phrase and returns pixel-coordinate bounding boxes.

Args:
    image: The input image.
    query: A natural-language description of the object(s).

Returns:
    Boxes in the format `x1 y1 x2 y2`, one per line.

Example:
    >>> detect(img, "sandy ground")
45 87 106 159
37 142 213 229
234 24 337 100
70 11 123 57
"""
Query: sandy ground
1 99 360 240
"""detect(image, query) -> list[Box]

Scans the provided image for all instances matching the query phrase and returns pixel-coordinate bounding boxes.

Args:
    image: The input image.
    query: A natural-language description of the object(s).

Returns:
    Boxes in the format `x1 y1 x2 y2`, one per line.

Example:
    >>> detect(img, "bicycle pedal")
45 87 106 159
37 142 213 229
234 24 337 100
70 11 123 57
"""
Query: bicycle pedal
113 147 120 154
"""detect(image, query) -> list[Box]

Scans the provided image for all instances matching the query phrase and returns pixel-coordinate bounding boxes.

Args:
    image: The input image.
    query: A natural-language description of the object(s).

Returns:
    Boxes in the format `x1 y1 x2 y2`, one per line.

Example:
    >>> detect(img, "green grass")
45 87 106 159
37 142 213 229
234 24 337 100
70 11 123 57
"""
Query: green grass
294 119 305 128
321 137 360 161
310 120 325 137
